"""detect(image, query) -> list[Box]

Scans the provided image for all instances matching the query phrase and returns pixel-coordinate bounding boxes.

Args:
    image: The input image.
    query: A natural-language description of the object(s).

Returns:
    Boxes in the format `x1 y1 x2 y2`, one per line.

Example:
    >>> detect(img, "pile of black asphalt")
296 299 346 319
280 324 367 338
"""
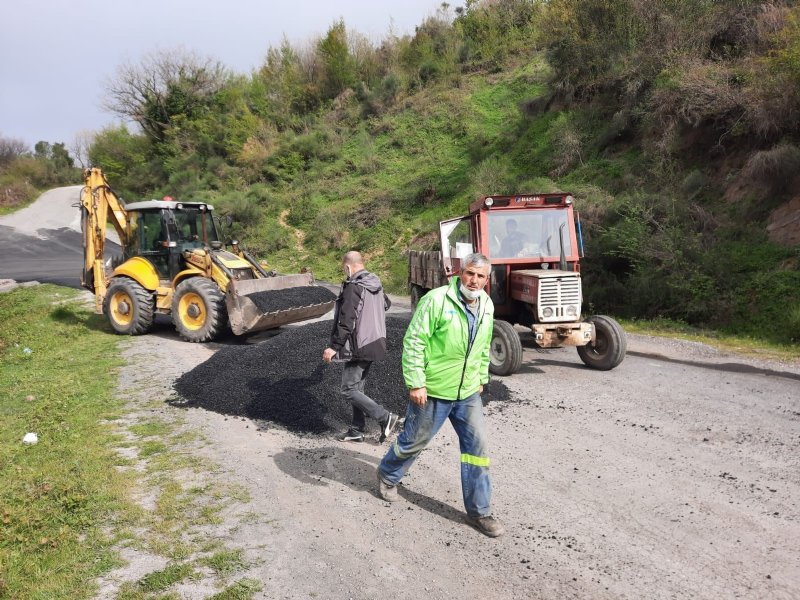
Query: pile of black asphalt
244 285 336 313
173 316 512 437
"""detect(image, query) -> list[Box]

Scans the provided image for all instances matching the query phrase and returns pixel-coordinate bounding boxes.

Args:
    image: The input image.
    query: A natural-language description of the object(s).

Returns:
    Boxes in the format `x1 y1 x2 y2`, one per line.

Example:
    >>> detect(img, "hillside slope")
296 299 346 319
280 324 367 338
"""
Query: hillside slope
71 2 798 345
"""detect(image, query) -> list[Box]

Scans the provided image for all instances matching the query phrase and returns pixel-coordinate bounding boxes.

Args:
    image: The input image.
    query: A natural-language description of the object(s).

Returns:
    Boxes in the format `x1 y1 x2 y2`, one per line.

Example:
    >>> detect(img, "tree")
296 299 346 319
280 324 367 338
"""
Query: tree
104 49 230 143
50 143 74 171
318 20 357 99
255 38 319 127
33 141 73 170
70 130 95 169
0 135 28 168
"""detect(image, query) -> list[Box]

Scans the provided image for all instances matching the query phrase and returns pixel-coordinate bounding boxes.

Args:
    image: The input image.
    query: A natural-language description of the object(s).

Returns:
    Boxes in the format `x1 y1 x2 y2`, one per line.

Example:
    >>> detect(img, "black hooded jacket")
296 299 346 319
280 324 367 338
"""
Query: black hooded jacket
329 269 391 361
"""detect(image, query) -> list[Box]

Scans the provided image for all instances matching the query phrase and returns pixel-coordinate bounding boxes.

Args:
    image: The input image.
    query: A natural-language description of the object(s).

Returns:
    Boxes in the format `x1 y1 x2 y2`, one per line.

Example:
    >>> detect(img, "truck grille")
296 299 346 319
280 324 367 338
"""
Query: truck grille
538 276 582 322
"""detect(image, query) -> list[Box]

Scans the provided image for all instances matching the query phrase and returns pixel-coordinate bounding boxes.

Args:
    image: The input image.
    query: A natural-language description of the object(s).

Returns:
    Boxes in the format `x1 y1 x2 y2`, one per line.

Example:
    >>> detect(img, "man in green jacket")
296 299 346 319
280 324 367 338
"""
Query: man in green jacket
376 252 505 537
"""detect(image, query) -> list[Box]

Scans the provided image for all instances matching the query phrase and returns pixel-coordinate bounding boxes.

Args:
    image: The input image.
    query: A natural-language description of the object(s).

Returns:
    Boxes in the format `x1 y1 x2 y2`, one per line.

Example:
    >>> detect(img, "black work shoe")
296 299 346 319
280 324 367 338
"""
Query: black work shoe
465 515 505 538
377 471 398 502
337 428 365 442
379 412 400 442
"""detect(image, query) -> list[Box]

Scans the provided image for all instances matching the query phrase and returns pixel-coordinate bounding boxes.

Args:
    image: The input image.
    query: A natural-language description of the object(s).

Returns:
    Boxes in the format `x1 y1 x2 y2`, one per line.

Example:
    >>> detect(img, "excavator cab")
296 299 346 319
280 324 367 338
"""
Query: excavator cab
123 203 221 280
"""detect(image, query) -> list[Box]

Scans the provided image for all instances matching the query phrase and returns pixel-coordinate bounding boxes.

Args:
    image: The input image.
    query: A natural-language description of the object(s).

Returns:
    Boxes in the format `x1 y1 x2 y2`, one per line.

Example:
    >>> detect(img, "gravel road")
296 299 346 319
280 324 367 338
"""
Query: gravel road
103 305 800 600
3 187 799 599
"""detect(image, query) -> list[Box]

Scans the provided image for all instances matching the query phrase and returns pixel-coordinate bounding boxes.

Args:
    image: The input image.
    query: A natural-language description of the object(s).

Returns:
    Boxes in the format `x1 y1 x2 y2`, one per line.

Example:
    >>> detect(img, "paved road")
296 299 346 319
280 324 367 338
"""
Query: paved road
0 185 119 288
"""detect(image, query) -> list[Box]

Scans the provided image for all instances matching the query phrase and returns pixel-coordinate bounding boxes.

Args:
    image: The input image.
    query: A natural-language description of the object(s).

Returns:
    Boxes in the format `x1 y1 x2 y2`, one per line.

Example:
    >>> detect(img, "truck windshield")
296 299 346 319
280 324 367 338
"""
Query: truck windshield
170 208 220 249
487 208 571 259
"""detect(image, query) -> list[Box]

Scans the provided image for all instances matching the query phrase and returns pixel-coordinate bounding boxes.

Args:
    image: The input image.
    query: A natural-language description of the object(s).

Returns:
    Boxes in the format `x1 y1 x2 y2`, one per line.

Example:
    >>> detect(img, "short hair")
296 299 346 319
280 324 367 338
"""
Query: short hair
506 218 518 227
342 250 363 266
462 252 490 271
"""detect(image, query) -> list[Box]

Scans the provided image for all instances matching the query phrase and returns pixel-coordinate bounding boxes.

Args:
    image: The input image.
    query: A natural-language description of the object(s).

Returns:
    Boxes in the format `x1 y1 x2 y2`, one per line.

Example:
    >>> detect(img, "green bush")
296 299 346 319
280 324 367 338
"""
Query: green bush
730 270 800 343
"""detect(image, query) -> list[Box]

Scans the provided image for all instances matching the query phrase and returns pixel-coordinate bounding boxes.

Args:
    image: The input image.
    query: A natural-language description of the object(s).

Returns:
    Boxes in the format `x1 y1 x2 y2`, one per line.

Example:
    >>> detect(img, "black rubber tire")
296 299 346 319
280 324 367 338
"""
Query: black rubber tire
171 277 227 343
489 319 523 376
103 277 155 335
577 315 627 371
410 284 427 310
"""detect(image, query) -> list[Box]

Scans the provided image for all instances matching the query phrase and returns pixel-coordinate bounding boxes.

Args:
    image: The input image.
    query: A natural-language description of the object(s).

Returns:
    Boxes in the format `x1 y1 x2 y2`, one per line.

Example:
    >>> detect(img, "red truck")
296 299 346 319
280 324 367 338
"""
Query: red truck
408 193 626 375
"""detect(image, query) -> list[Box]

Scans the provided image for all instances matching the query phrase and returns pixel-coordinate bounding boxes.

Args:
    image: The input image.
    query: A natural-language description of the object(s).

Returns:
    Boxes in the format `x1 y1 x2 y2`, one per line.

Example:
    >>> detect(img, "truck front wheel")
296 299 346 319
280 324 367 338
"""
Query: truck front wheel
489 320 523 376
577 315 626 370
104 277 155 335
172 278 227 342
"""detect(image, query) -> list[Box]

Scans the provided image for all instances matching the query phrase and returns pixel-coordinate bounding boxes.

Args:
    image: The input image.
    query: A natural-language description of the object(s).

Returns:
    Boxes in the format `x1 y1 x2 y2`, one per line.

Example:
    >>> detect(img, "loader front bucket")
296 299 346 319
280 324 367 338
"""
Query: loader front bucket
226 273 336 336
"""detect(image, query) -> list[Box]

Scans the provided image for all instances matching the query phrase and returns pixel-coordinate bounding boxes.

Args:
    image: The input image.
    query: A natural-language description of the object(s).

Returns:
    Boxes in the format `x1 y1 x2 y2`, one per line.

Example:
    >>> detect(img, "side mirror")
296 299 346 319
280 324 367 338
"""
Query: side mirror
226 215 233 227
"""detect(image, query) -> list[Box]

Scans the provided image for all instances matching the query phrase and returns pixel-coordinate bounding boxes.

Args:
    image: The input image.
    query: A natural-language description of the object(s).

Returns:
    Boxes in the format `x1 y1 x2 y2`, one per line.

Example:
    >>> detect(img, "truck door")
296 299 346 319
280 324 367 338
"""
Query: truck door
137 211 171 279
439 215 474 278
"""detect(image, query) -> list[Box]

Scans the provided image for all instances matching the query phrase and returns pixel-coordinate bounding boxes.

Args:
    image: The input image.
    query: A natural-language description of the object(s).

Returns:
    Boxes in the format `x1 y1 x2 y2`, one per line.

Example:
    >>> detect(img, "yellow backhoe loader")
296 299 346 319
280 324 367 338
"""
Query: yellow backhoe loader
80 167 334 342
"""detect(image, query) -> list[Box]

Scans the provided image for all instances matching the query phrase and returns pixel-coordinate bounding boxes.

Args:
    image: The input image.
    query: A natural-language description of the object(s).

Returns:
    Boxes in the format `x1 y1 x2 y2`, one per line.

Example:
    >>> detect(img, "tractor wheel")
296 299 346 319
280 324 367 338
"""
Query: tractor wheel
489 319 523 376
171 278 227 343
410 284 427 310
103 277 155 335
577 315 627 371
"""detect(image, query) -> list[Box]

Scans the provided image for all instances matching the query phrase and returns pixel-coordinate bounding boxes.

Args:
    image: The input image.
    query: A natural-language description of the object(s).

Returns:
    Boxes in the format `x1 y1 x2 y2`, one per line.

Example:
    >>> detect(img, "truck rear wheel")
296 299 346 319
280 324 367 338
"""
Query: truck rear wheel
489 319 523 376
104 277 155 335
577 315 626 370
172 278 227 343
410 284 427 310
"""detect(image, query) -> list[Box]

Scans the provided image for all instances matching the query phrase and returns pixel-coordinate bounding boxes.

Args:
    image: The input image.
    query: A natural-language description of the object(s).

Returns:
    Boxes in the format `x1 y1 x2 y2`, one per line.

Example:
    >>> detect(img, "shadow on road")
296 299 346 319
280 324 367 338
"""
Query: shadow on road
627 350 800 382
273 445 466 525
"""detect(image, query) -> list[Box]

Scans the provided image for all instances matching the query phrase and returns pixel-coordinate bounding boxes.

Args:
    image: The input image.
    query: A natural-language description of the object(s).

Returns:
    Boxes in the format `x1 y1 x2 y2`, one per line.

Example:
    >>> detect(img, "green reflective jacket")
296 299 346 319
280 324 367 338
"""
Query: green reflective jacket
402 277 494 400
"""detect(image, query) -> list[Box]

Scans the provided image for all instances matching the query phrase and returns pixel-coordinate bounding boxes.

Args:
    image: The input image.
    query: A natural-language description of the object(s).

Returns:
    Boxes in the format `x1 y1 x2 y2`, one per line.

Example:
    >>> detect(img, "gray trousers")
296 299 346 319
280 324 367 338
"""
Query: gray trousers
341 359 389 431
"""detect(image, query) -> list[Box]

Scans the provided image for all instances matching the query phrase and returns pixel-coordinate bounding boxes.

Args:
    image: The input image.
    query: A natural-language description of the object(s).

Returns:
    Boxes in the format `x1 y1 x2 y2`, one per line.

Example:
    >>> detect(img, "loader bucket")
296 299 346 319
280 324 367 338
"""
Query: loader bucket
226 273 336 336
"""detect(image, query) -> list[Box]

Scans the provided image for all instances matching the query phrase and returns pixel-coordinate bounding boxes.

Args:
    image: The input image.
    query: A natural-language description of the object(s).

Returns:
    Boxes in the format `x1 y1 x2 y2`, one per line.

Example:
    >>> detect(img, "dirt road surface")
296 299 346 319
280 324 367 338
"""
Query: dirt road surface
100 316 799 600
2 187 799 599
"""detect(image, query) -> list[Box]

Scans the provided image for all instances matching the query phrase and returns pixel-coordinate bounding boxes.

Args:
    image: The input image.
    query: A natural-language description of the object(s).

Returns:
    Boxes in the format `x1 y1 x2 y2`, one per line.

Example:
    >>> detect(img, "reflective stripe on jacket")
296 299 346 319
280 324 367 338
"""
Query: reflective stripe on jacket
402 277 493 400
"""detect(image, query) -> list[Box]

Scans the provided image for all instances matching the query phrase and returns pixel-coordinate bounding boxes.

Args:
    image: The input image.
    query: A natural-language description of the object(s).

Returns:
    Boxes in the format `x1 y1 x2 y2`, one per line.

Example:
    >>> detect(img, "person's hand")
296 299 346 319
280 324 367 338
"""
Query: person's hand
409 387 427 406
479 385 484 394
322 348 337 363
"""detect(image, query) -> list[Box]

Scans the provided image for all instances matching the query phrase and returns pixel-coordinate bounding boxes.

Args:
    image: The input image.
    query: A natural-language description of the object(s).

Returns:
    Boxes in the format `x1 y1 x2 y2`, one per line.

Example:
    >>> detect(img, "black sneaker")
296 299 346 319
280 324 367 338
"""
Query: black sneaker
379 412 400 442
337 428 365 442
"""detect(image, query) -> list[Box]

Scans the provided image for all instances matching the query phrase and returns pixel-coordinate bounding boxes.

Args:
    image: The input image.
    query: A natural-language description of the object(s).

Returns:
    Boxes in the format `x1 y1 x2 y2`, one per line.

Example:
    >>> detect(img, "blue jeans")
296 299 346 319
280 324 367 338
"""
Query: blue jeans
341 360 390 431
378 392 492 517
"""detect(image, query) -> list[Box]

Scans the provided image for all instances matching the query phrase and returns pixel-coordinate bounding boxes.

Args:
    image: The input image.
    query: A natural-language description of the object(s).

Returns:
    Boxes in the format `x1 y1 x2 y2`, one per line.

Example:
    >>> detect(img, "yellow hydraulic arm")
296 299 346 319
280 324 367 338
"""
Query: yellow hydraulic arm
80 168 129 313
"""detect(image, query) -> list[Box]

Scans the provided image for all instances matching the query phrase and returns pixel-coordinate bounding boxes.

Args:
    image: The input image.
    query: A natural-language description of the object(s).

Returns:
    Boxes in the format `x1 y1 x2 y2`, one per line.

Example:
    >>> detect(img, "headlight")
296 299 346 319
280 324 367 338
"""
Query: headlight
542 307 554 318
485 197 494 207
566 305 578 316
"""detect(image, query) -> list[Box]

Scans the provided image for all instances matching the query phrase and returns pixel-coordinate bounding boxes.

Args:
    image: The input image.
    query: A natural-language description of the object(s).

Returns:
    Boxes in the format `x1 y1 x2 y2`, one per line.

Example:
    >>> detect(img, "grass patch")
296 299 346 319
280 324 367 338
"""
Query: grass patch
206 578 263 600
135 562 197 593
0 284 136 599
115 562 197 599
129 420 174 438
140 440 168 457
621 317 800 363
199 549 247 576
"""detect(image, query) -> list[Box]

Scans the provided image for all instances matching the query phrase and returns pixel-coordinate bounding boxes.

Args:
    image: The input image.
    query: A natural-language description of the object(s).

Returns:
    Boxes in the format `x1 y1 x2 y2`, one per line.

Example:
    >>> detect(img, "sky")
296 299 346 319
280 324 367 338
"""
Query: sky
0 0 449 151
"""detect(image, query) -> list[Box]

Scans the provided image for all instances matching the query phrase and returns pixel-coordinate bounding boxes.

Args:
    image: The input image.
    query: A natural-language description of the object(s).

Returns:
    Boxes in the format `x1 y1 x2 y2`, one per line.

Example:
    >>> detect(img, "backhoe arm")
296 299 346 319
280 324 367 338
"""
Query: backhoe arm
80 167 128 313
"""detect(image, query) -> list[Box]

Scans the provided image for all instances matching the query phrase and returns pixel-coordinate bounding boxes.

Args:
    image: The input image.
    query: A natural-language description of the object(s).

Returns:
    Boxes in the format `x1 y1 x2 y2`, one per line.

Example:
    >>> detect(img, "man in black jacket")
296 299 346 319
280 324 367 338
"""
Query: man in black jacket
323 251 400 442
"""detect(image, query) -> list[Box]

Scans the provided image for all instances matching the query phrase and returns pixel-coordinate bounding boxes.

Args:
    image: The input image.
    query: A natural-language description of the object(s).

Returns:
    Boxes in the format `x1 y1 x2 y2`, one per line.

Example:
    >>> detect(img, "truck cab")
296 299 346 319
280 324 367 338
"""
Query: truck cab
440 194 581 323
